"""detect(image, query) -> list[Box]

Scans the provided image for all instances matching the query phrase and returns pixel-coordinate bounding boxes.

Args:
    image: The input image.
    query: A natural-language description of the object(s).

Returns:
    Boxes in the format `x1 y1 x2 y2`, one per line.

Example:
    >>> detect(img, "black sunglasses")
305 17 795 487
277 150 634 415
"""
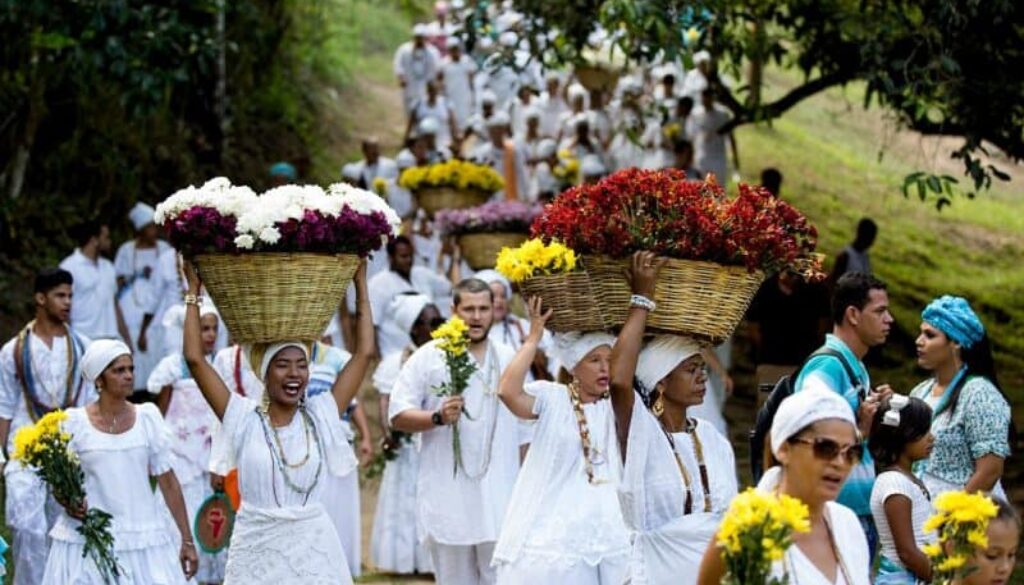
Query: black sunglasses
788 436 863 464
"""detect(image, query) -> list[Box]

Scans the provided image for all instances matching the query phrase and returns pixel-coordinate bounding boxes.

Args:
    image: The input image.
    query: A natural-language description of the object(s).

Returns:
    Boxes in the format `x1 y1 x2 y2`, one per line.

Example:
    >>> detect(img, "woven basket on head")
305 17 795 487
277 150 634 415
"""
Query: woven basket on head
194 253 360 343
414 187 491 217
519 270 605 333
458 232 529 270
585 255 765 344
575 65 621 92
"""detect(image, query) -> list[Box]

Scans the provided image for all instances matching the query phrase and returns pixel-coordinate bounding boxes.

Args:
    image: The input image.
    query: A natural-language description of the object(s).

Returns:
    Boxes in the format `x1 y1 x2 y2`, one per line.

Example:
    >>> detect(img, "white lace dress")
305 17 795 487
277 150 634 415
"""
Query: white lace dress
41 404 189 584
493 382 631 584
219 392 355 584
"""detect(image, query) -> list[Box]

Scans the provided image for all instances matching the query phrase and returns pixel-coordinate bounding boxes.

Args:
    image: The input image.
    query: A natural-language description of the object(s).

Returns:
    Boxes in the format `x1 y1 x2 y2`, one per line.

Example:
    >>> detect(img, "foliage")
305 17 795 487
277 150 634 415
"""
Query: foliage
511 0 1024 196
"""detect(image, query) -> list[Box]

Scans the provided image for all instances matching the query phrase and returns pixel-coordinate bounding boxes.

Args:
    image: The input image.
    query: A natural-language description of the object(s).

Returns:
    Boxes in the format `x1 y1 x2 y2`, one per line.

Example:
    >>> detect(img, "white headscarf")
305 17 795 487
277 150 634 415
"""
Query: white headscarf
769 387 857 457
391 293 433 337
81 339 132 383
635 334 702 393
253 341 311 383
474 269 511 298
554 332 615 371
129 202 155 231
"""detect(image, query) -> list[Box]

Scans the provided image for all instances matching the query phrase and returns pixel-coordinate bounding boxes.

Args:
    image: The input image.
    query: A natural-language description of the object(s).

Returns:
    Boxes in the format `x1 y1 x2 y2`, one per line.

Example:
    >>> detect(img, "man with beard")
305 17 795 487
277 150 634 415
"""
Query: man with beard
0 268 95 585
389 279 521 585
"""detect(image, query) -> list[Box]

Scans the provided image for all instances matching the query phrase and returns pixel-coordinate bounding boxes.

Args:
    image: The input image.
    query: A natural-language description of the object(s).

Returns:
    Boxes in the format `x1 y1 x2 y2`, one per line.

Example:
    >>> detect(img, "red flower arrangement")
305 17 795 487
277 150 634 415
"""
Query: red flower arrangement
531 168 818 274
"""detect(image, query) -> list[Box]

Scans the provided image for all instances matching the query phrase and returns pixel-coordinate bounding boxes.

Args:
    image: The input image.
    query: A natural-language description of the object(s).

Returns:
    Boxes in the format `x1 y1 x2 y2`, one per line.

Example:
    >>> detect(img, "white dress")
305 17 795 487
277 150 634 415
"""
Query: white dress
493 382 630 584
219 392 355 584
871 471 935 578
147 353 227 582
370 349 433 574
686 105 732 182
619 394 738 585
42 404 188 585
441 55 477 131
114 240 173 387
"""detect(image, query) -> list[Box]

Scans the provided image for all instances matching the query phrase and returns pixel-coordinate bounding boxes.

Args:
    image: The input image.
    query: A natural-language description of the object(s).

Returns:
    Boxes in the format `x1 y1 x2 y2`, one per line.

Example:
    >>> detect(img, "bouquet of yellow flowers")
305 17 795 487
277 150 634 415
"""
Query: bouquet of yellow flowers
372 177 389 197
717 488 810 585
495 238 578 284
431 317 479 476
13 411 122 583
551 149 581 190
922 491 999 583
399 160 504 193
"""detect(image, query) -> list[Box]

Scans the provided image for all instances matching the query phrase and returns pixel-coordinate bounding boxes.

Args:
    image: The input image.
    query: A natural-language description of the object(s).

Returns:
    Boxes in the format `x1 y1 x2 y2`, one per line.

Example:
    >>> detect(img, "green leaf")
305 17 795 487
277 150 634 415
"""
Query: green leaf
926 176 942 193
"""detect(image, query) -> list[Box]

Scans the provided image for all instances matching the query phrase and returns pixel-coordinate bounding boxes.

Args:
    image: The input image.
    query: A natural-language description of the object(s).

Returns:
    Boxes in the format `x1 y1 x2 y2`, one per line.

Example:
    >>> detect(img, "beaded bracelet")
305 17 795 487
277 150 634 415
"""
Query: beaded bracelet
184 294 203 307
630 294 656 312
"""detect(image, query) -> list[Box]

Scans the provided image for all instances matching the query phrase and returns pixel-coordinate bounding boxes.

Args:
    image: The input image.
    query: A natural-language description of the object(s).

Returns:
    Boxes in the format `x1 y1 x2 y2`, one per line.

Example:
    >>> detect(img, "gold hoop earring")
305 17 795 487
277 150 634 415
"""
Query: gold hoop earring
652 394 664 417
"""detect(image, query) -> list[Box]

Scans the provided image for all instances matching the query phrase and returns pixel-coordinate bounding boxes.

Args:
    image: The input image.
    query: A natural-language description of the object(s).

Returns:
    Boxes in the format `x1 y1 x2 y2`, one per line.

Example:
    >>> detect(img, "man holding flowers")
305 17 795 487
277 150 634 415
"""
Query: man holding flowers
389 278 521 585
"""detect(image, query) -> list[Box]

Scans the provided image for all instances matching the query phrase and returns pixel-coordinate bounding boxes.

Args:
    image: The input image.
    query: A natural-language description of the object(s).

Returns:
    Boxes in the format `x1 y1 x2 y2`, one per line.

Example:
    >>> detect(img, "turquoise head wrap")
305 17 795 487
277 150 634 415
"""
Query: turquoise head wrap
921 295 985 349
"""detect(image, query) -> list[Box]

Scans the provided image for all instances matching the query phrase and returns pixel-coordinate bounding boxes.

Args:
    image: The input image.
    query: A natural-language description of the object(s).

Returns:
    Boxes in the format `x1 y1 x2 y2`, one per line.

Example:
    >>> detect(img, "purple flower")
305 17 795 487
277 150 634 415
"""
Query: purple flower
436 201 541 236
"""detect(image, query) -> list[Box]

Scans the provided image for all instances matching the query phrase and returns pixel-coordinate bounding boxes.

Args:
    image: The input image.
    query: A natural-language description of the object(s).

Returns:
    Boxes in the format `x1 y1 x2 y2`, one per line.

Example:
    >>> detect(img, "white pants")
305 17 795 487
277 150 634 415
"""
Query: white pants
428 541 497 585
497 553 629 585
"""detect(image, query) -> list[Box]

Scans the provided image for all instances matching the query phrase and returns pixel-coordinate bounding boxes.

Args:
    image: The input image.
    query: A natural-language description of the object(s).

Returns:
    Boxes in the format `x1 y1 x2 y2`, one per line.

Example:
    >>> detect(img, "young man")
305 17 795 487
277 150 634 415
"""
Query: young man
389 279 521 585
830 217 878 281
60 221 124 341
0 268 95 585
794 272 895 562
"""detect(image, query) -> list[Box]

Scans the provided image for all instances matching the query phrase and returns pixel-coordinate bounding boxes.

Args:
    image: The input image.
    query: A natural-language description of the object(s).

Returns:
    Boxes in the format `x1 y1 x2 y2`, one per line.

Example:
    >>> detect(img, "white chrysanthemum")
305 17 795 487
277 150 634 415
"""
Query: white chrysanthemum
202 177 233 192
258 226 281 245
327 182 401 236
234 234 255 249
154 184 213 225
217 186 258 217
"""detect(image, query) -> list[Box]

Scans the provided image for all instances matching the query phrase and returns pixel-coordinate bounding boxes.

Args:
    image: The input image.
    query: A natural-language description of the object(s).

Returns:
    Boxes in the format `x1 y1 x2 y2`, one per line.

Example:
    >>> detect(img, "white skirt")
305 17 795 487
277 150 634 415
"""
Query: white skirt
370 442 432 574
42 539 187 585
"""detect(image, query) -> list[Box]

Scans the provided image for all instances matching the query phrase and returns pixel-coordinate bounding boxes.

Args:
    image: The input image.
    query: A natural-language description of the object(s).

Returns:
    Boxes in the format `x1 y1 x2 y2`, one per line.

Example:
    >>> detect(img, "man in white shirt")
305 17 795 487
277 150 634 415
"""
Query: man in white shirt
389 278 521 585
60 221 125 341
0 268 95 585
394 24 442 115
347 137 399 190
687 88 740 183
365 236 452 357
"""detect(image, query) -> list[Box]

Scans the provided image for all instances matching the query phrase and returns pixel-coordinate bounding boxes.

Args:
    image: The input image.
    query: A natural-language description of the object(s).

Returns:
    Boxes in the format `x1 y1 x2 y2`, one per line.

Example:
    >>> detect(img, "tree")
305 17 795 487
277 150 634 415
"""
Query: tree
512 0 1024 203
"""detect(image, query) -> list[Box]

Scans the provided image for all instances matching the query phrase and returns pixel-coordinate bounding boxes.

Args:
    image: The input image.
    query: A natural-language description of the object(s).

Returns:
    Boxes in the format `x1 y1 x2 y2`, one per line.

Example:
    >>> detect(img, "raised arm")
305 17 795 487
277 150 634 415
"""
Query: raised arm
182 261 230 419
331 260 376 414
610 251 663 458
498 296 551 420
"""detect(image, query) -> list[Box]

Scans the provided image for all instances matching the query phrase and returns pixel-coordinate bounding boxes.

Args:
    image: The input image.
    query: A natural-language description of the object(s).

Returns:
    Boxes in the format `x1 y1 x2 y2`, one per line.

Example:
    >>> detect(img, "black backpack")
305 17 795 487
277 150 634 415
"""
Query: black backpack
748 348 862 482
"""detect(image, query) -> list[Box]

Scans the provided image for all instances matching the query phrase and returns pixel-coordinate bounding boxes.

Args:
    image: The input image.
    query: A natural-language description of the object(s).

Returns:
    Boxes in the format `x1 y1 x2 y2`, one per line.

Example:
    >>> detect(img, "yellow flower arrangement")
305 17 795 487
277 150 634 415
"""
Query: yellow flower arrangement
372 177 389 197
496 238 578 284
552 149 580 188
398 160 504 193
923 490 999 584
717 488 810 584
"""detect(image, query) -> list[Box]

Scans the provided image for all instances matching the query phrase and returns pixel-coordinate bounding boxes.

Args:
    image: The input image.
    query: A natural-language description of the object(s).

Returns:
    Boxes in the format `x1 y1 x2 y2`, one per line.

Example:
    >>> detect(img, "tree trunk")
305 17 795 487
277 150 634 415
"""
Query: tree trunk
747 17 765 111
6 53 46 200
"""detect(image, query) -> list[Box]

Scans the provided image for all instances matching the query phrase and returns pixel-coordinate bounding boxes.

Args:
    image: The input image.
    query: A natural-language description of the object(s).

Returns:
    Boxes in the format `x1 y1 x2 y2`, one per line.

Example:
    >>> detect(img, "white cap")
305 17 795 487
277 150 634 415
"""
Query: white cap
693 50 711 64
536 138 557 159
396 150 416 169
573 113 591 129
486 111 511 128
524 106 541 121
567 83 587 100
412 23 429 36
481 90 498 105
129 202 156 230
446 37 463 50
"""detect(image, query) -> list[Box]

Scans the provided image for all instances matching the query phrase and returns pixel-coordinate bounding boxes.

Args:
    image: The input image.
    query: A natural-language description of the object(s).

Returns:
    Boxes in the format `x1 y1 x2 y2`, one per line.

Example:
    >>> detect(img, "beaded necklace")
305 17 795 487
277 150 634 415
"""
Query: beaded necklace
457 342 501 480
658 416 713 515
13 321 84 421
256 406 323 506
567 381 609 485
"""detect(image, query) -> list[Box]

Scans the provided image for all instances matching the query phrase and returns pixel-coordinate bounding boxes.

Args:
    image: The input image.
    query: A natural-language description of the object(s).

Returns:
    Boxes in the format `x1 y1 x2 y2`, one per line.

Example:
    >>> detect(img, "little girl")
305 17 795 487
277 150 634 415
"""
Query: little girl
956 497 1019 585
869 395 936 584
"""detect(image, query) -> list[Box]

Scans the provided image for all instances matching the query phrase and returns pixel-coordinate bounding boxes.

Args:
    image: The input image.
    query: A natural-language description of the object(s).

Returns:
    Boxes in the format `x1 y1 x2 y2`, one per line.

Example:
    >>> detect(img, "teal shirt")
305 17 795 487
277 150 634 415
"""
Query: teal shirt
794 334 875 516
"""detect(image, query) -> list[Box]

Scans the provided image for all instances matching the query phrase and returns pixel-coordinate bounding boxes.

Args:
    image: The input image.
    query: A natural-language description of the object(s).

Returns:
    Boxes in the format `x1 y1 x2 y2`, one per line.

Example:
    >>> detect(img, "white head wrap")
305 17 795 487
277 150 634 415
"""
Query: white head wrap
446 37 463 50
487 111 511 128
395 150 416 170
254 341 310 383
412 23 429 37
554 332 615 371
572 113 590 129
129 202 156 230
474 269 511 297
536 138 557 159
635 334 701 393
81 339 132 383
523 106 541 121
693 50 711 65
567 83 587 101
418 116 440 135
481 90 498 105
769 387 857 457
391 293 433 336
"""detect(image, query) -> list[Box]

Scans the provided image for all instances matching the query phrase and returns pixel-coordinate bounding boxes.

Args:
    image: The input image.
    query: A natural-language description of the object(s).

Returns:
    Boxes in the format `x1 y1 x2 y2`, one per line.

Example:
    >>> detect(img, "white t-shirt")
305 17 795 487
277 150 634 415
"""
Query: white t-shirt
870 470 935 569
60 249 119 340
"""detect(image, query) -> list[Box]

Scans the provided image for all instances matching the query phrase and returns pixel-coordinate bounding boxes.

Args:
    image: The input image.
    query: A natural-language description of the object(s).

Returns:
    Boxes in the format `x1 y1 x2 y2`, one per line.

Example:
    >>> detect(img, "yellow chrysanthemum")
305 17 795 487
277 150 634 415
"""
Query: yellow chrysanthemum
936 554 967 572
432 316 470 356
495 238 579 283
399 160 504 192
12 424 40 462
922 543 942 558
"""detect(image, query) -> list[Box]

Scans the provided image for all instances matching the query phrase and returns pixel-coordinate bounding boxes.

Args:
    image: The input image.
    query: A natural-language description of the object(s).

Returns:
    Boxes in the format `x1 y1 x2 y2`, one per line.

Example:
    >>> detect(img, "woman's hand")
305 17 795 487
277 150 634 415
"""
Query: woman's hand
626 251 665 298
60 497 88 521
183 258 202 296
525 296 553 344
180 541 199 580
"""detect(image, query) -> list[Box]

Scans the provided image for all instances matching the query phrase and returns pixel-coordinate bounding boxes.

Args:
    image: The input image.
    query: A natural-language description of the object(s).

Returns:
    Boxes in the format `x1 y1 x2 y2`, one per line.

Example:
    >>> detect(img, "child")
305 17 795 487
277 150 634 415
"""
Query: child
869 395 936 584
956 497 1019 585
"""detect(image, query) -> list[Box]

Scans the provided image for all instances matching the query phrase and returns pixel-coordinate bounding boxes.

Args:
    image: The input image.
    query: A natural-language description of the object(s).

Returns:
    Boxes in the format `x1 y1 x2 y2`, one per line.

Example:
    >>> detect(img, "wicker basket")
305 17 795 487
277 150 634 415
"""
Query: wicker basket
575 64 621 92
519 270 605 333
194 253 360 343
414 187 492 216
585 255 765 343
458 232 529 270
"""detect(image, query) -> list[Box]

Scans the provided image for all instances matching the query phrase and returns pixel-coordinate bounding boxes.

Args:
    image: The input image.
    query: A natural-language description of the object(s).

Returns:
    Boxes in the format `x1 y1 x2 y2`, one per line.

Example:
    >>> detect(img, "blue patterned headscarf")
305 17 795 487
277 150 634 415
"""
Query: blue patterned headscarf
922 295 985 349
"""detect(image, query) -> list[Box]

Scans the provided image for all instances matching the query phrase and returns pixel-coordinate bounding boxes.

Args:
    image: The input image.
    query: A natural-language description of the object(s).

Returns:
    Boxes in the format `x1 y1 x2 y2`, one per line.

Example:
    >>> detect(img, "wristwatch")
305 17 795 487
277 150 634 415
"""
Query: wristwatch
431 410 444 426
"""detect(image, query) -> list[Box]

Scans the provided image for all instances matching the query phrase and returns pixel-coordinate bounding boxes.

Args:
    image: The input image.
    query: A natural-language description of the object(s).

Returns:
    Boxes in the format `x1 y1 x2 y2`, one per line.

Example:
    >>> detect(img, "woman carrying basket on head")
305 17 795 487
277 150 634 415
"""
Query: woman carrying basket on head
181 259 376 584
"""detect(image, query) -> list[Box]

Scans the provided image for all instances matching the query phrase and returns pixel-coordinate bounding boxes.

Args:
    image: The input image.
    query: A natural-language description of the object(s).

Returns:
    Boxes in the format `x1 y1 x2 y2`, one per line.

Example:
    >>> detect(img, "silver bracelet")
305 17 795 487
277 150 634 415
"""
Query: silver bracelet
630 294 656 312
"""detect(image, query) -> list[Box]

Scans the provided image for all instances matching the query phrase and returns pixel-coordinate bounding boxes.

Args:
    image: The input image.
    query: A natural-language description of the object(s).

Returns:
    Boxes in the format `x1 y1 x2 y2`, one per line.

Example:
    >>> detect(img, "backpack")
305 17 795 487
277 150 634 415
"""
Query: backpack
748 348 861 482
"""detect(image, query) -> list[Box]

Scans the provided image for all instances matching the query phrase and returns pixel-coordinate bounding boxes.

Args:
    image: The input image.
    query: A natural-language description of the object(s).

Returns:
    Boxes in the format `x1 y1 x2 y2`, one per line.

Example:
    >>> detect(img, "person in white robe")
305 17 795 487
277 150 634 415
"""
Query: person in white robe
60 222 123 341
407 82 459 151
687 89 740 183
529 139 561 202
608 253 739 585
394 24 442 115
440 40 478 133
559 114 608 171
0 269 95 585
114 202 174 394
469 112 531 202
537 72 569 139
412 117 455 163
509 84 539 139
146 303 227 584
697 388 871 585
389 278 521 585
370 294 440 575
348 137 400 191
181 260 376 584
464 91 498 145
555 84 589 144
493 304 631 584
681 50 712 100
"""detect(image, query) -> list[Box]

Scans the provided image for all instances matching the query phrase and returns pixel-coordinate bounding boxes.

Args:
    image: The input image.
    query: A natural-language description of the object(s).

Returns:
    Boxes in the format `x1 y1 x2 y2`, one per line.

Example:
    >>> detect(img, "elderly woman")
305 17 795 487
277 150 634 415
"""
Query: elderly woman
182 260 375 584
909 295 1013 499
608 253 738 584
42 339 198 584
697 388 871 585
493 297 630 584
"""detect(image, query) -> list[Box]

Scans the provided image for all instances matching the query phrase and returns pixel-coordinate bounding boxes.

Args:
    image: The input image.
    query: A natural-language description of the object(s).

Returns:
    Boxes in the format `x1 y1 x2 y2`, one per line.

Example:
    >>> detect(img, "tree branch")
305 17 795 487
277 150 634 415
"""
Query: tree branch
719 70 856 134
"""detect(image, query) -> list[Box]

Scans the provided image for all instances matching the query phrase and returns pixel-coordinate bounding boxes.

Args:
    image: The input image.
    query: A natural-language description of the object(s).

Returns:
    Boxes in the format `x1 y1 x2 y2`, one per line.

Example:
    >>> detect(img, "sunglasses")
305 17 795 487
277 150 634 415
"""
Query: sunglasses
788 436 863 464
